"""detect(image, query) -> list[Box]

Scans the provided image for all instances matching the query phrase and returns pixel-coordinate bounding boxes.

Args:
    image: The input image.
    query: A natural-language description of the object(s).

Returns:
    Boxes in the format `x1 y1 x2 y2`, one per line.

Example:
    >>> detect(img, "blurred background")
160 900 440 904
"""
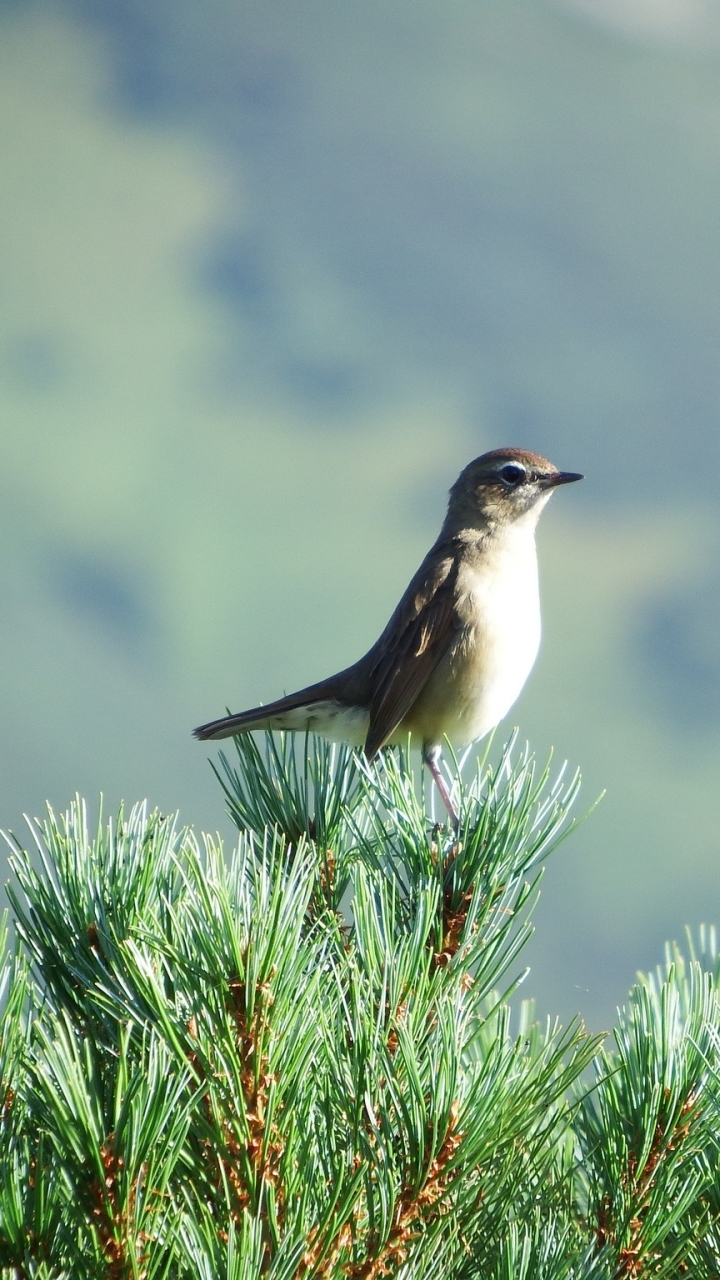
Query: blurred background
2 0 720 1030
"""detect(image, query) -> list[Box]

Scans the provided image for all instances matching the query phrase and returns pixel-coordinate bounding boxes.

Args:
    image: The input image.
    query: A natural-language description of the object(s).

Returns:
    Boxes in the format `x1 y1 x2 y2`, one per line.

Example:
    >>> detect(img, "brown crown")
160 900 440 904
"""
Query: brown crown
471 447 557 472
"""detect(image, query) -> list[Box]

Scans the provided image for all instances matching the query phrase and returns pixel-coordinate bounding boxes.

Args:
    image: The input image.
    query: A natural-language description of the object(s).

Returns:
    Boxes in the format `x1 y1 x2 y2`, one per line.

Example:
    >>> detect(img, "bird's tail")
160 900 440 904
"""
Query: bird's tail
193 683 337 741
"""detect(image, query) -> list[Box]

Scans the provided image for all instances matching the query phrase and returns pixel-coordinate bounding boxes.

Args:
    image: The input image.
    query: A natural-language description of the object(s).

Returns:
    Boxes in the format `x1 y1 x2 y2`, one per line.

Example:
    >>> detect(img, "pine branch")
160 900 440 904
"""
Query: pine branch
2 734 719 1277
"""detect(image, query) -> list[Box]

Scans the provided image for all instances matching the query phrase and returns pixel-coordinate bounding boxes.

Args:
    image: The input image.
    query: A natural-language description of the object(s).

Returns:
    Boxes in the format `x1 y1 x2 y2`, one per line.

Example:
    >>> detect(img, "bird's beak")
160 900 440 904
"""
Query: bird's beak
540 470 584 488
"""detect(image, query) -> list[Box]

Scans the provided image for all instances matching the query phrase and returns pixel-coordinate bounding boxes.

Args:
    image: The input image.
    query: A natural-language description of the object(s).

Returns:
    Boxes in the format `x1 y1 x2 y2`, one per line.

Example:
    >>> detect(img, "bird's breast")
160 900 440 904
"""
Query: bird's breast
404 530 542 746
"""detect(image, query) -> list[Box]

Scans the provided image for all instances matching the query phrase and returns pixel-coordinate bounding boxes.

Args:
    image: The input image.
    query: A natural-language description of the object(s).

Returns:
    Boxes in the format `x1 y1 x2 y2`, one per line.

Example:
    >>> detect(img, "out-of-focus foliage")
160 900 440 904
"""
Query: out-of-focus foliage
2 736 720 1276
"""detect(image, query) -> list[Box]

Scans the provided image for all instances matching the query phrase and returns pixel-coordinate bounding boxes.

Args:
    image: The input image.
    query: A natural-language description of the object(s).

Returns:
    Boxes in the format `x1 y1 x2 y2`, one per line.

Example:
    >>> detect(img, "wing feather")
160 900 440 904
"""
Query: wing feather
363 550 460 758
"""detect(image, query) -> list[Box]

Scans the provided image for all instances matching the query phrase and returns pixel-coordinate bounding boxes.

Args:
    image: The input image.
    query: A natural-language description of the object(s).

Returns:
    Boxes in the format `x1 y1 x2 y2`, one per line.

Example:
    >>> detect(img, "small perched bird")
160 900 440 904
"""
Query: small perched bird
194 448 583 823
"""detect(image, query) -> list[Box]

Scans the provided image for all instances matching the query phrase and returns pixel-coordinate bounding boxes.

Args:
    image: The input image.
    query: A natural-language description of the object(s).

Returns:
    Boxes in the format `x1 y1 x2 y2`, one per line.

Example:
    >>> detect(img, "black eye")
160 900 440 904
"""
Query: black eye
498 463 527 487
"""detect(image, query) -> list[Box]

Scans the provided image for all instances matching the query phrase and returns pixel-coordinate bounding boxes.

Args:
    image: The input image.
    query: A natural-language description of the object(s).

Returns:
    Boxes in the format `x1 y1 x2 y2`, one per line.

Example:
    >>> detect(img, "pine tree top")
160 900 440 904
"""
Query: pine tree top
0 733 719 1278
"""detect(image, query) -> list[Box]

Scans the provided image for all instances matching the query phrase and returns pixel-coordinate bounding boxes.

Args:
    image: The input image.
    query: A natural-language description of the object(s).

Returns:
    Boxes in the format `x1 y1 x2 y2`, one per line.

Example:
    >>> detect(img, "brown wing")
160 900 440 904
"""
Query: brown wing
362 548 460 759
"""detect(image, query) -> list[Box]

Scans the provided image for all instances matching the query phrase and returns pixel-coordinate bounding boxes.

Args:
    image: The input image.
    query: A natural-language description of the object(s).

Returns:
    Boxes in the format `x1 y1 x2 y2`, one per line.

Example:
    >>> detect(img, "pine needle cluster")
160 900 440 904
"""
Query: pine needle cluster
0 734 719 1277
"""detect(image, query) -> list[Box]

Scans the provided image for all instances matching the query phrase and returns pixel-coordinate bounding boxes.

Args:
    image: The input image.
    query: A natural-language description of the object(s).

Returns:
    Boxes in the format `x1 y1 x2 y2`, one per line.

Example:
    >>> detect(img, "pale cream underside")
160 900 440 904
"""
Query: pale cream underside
263 501 547 750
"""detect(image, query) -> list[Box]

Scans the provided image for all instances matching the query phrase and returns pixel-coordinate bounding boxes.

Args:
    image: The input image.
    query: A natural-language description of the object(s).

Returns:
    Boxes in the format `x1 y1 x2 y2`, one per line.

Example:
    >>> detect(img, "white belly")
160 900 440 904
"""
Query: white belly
463 570 541 739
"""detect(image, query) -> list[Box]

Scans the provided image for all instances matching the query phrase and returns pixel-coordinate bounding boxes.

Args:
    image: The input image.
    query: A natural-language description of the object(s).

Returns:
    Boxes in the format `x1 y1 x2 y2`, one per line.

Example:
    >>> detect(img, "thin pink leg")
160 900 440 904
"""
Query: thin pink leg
423 745 458 828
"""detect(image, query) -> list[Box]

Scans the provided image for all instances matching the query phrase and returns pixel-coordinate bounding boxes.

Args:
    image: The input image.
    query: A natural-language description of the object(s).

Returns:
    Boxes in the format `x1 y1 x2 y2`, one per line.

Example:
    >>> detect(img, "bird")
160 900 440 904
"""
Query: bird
194 447 583 824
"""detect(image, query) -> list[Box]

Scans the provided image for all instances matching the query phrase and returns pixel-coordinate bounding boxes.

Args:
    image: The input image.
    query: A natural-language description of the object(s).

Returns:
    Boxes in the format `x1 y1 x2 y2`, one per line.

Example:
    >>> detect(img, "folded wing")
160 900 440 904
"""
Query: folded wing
361 547 460 758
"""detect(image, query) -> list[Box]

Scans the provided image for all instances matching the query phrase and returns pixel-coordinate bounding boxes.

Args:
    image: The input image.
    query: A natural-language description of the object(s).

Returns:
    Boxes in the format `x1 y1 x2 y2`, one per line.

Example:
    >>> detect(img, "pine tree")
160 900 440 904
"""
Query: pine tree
1 733 719 1278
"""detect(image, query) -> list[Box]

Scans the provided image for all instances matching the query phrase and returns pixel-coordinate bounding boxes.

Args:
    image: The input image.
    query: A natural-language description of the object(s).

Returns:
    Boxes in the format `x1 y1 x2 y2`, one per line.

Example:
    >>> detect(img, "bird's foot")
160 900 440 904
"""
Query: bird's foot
423 746 459 830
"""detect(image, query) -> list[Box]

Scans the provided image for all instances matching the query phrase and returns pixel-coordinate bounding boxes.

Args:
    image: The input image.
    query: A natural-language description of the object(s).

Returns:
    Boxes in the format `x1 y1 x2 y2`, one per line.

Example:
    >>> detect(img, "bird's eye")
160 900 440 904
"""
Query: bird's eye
497 463 527 487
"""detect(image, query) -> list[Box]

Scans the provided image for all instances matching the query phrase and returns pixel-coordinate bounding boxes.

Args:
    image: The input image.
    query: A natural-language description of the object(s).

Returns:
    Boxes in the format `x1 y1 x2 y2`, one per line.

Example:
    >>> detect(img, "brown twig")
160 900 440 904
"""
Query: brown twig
595 1090 699 1277
298 1102 464 1280
87 1135 144 1280
227 976 285 1216
434 845 474 968
186 969 285 1262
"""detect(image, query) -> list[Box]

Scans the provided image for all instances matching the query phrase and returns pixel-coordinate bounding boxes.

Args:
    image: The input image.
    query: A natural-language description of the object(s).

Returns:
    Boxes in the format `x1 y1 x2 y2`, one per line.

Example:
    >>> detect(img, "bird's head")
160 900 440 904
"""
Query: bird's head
445 448 584 534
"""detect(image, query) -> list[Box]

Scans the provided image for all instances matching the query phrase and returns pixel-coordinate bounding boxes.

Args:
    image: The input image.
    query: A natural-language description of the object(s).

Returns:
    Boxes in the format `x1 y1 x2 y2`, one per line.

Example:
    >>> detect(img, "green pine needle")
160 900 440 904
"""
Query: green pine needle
0 733 718 1277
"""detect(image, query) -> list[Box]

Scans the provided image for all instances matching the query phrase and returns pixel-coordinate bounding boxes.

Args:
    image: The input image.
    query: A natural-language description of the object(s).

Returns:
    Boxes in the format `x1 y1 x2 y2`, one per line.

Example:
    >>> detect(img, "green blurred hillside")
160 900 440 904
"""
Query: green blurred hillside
2 0 720 1028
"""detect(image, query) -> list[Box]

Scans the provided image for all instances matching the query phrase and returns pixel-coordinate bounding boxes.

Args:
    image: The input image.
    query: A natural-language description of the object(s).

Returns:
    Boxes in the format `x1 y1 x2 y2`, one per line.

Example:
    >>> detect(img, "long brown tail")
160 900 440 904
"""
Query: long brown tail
193 681 339 741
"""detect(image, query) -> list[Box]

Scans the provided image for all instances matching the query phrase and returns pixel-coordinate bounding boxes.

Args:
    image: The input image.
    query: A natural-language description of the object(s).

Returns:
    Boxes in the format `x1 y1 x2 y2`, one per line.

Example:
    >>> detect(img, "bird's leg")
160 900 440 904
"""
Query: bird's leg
423 745 458 829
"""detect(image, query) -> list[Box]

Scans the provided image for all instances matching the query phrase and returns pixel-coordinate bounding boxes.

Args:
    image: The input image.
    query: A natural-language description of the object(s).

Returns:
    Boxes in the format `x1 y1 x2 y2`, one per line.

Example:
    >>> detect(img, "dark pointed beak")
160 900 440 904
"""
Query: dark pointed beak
540 470 584 489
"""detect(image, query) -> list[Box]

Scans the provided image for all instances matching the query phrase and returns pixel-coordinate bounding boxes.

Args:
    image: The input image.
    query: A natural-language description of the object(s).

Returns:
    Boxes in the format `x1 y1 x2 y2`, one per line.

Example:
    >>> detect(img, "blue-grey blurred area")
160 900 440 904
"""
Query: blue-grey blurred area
2 0 720 1028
